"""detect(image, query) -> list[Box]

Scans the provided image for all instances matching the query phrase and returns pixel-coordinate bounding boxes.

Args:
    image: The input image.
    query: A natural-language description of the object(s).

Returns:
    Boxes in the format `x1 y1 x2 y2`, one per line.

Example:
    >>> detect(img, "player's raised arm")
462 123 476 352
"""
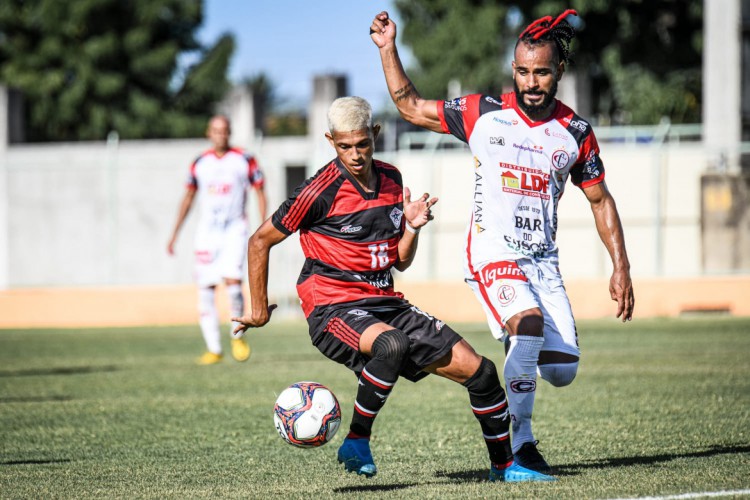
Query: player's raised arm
583 181 634 322
371 11 443 133
232 218 286 334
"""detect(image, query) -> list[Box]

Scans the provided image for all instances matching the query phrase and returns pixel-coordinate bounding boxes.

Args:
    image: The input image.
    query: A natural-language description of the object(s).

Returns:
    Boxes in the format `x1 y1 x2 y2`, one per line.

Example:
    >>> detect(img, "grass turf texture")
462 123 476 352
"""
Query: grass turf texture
1 317 749 499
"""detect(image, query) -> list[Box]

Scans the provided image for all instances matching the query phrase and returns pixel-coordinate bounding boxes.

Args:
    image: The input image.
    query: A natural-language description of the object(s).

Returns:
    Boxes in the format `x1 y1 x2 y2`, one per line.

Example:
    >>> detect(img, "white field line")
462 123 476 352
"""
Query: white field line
604 489 750 500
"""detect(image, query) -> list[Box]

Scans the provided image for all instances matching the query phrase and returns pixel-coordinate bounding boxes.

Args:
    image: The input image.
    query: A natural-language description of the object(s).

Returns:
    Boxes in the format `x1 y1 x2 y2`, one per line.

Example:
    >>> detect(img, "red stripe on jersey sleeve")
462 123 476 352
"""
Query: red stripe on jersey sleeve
437 100 450 133
246 156 264 189
281 163 339 231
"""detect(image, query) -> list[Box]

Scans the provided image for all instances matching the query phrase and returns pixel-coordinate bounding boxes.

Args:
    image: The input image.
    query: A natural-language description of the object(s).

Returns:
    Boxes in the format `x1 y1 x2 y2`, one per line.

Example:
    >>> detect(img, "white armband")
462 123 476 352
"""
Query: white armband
405 222 420 234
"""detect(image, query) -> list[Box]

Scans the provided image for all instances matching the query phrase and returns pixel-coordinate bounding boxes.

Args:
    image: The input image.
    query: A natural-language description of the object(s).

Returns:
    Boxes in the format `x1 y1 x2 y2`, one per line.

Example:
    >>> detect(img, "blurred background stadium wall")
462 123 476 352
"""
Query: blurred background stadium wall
0 0 748 327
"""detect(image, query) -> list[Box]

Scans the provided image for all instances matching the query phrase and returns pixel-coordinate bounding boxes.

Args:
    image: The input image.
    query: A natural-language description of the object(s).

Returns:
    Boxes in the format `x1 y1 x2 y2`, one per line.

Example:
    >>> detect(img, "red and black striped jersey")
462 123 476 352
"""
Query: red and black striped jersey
272 158 406 317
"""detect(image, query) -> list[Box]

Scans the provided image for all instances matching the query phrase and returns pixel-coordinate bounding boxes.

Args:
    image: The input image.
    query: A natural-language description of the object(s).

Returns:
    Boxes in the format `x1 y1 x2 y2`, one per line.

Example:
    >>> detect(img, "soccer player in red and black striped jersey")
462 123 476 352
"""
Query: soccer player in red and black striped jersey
232 97 551 482
372 10 634 477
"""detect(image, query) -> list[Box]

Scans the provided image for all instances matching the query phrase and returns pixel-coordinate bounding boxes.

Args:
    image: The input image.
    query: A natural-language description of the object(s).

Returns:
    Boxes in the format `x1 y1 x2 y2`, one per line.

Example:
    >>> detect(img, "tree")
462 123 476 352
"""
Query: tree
394 0 702 125
0 0 234 141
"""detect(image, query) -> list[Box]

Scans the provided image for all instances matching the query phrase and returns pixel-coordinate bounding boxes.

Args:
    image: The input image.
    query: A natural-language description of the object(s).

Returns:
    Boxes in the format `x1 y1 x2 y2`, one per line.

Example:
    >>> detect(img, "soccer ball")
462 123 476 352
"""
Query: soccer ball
273 381 341 448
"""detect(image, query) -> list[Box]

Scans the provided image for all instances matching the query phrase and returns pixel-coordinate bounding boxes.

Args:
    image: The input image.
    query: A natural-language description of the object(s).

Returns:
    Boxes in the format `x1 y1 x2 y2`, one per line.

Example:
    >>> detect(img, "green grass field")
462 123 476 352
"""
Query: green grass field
1 317 749 499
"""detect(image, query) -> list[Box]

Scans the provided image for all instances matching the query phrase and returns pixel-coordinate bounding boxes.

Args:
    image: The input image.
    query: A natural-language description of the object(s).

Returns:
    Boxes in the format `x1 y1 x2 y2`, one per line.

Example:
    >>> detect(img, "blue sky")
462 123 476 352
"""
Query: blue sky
197 1 413 113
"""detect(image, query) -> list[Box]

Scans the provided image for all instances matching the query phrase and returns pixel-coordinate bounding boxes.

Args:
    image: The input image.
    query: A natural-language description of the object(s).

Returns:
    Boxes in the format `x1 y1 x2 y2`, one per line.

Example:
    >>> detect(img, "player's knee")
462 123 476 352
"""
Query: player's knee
538 362 578 387
463 356 503 397
371 329 410 363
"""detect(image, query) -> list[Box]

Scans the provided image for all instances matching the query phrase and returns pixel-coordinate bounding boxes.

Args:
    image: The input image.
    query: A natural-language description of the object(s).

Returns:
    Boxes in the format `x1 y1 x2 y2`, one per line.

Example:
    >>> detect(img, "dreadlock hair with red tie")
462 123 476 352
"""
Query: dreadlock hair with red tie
517 9 578 65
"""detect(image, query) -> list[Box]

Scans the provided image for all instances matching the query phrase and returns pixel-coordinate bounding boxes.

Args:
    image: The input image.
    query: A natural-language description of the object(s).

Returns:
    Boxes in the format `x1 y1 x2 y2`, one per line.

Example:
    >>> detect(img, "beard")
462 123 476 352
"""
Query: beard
514 79 558 120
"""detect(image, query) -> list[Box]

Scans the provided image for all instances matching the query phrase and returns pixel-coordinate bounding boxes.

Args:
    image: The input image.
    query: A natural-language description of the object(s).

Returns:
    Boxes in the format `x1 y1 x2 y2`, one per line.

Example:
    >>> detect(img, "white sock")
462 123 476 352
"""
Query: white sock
504 335 544 453
226 283 245 338
198 287 222 354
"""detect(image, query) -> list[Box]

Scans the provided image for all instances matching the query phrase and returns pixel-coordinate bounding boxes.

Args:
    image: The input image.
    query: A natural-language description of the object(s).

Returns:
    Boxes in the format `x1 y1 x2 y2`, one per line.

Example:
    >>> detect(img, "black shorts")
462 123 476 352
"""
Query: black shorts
306 297 463 382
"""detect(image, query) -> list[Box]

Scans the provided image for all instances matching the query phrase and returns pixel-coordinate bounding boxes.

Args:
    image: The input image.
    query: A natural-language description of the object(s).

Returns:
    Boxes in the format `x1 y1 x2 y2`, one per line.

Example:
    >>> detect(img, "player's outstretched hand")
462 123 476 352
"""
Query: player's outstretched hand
232 304 278 336
370 11 396 48
610 269 634 322
403 186 438 231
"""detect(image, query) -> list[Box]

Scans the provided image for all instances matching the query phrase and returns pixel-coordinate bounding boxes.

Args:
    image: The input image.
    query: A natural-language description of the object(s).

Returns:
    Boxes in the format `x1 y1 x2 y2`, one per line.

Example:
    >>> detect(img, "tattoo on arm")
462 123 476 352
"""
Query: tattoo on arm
394 83 416 102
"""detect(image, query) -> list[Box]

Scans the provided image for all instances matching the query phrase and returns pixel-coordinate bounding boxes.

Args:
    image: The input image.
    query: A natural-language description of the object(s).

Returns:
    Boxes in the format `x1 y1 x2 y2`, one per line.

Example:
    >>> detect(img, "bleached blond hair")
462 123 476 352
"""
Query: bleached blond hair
327 96 373 134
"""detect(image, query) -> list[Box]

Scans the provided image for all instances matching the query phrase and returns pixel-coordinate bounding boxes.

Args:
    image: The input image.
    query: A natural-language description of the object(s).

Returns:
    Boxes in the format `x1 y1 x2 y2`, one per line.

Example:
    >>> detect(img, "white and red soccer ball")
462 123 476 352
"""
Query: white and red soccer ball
273 381 341 448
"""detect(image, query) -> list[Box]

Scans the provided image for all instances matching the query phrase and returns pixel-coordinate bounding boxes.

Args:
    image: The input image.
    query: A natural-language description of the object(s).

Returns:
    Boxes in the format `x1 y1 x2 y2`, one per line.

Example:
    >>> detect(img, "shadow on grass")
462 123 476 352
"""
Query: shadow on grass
1 458 72 466
0 365 118 378
333 482 419 493
435 469 486 482
555 443 750 476
431 444 750 481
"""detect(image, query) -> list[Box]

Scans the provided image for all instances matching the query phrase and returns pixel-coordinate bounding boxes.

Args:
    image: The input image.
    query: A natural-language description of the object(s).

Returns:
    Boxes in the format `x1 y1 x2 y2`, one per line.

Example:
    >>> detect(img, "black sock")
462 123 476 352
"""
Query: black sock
348 329 410 438
463 356 513 469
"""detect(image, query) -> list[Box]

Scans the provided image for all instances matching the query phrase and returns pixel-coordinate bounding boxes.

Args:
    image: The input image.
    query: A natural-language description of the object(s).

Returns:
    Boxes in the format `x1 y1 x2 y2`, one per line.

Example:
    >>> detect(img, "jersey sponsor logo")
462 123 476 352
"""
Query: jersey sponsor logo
498 162 545 175
352 271 393 289
389 207 403 229
340 224 363 234
515 216 542 231
509 379 536 393
583 150 602 177
512 143 544 154
563 116 589 132
195 250 213 264
545 127 568 140
501 171 550 200
551 149 571 170
497 284 516 305
503 235 551 258
493 117 518 126
207 183 232 195
474 170 484 226
445 97 467 111
489 136 505 145
485 96 502 106
479 261 527 286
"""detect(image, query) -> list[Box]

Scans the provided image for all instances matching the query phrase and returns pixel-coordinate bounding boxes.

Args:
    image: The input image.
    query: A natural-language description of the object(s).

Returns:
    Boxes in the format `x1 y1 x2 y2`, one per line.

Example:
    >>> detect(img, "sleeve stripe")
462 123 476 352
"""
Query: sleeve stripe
437 101 450 133
281 163 339 231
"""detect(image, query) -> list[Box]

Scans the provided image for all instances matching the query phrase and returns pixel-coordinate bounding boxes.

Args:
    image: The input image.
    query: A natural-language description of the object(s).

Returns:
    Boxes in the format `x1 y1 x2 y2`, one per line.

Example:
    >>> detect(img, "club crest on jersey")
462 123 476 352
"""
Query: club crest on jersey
497 284 516 305
551 149 570 170
389 207 403 229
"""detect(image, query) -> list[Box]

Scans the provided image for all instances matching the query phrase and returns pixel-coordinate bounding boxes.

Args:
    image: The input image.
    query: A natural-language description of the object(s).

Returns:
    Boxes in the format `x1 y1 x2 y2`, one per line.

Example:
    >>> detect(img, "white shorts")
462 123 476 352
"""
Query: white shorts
193 219 248 287
465 258 579 356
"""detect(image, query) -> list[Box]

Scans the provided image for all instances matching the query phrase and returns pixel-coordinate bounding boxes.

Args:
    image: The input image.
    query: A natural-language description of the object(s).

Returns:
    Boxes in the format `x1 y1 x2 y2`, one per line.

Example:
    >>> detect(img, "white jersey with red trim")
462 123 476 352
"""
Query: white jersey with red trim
187 147 264 230
437 92 604 276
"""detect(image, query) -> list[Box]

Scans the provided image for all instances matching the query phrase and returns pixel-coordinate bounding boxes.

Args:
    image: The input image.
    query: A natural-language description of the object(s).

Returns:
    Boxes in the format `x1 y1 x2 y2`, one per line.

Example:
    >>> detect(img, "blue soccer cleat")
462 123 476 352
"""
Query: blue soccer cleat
337 437 377 478
489 461 557 482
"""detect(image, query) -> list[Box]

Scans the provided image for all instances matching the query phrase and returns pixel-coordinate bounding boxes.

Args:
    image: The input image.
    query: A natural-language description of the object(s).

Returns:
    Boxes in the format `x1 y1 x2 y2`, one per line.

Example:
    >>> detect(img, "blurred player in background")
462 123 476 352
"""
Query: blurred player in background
168 115 267 365
232 96 554 482
371 10 634 473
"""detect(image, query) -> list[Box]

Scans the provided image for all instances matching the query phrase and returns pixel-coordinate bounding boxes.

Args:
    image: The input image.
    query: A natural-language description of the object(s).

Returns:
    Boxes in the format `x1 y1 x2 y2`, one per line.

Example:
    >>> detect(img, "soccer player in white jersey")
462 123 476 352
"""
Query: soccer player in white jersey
168 115 267 365
371 10 634 475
